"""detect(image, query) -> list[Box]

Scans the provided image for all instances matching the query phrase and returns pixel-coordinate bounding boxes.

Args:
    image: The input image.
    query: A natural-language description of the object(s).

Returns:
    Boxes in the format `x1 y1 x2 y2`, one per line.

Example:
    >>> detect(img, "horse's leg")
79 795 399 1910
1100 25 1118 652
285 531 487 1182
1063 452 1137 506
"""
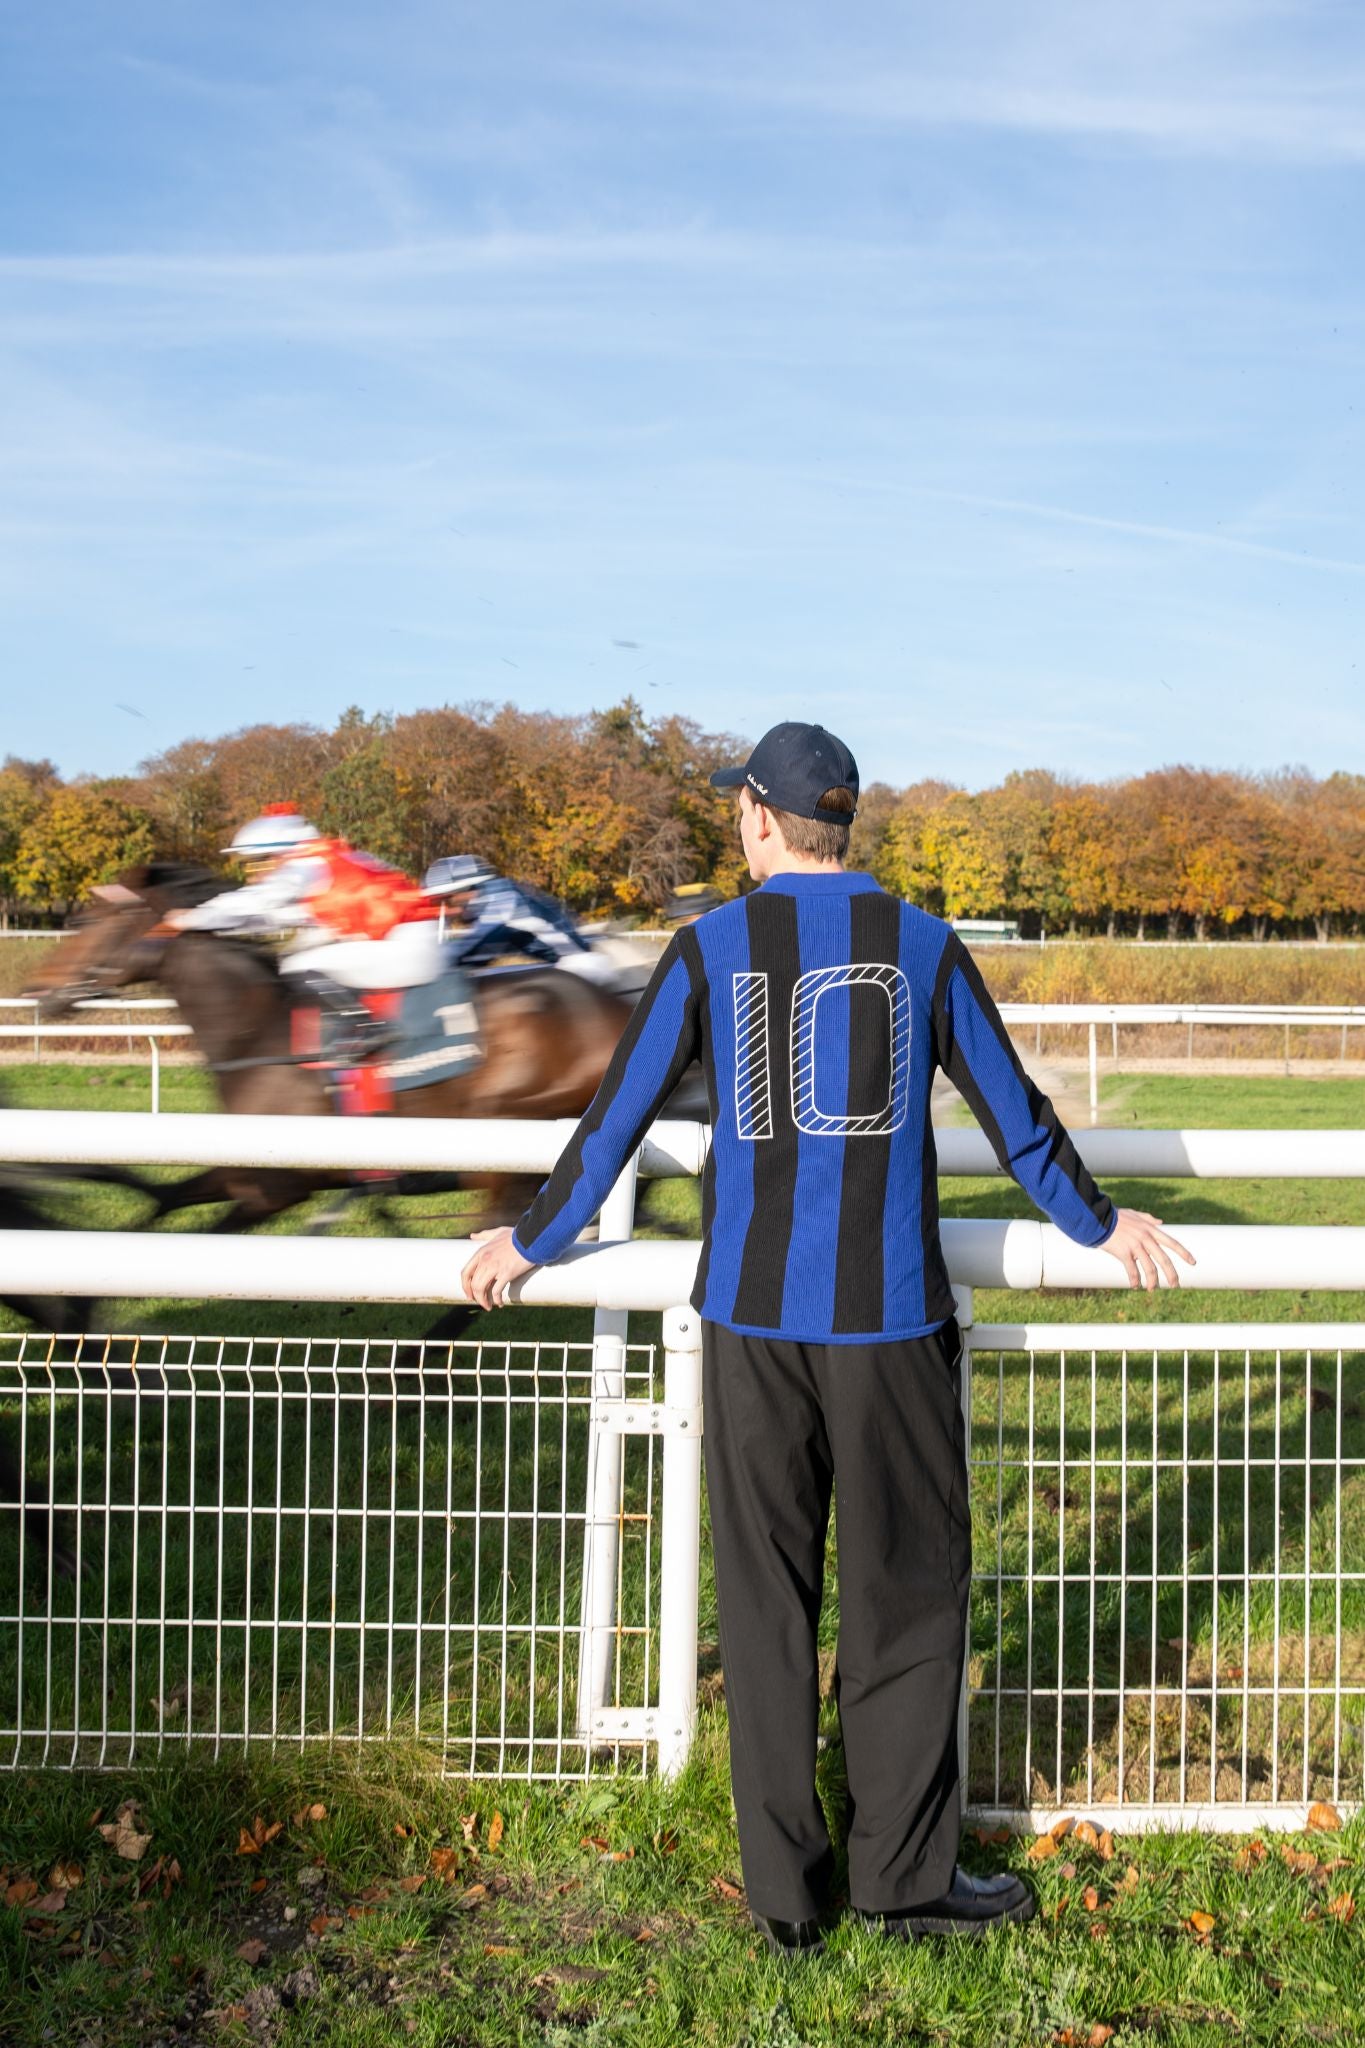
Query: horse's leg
144 1166 242 1222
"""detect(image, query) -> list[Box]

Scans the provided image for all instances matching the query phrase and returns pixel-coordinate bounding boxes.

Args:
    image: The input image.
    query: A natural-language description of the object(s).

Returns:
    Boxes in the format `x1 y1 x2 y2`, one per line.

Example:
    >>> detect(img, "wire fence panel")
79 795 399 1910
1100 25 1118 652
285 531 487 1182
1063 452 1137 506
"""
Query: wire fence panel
964 1337 1365 1826
0 1332 663 1780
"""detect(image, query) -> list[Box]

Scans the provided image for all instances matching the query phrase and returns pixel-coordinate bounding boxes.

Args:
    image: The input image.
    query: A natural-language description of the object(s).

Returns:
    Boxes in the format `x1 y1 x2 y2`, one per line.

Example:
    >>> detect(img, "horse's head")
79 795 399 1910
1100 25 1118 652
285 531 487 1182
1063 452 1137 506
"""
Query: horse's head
23 862 223 1016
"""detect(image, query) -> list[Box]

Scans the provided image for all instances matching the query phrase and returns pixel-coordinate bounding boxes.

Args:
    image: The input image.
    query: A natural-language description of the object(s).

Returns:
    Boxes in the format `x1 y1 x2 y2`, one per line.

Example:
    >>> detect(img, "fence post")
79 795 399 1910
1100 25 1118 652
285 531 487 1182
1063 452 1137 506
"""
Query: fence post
1088 1023 1098 1124
575 1149 641 1739
656 1303 703 1780
954 1285 975 1802
148 1036 160 1115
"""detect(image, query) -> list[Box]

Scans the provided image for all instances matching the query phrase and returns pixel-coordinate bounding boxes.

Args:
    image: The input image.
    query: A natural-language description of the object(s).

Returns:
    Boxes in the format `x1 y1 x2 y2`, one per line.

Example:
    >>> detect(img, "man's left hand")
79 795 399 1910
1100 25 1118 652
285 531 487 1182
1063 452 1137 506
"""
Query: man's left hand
461 1227 537 1310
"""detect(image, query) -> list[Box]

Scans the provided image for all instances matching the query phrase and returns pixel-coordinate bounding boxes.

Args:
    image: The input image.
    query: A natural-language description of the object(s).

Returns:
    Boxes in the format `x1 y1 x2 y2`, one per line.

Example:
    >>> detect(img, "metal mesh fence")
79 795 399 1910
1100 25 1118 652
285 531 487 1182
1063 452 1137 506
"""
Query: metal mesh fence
965 1338 1365 1823
0 1331 662 1778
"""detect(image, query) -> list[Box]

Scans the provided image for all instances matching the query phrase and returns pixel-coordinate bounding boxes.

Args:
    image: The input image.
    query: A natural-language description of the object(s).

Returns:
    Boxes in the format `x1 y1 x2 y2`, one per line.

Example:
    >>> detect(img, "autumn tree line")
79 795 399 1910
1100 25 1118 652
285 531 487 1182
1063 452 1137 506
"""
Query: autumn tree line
1 702 1363 940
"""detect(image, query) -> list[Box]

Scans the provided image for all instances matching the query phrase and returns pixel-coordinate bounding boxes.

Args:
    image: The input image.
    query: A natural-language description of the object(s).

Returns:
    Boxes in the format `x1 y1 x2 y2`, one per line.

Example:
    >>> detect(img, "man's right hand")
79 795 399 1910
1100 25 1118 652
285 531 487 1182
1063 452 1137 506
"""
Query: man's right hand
1099 1209 1196 1291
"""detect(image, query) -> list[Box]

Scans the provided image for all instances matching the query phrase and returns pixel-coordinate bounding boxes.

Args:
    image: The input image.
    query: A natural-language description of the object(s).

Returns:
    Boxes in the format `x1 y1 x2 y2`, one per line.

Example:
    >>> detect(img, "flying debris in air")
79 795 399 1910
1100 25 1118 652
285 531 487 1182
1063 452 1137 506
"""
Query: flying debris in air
115 703 148 719
612 639 642 649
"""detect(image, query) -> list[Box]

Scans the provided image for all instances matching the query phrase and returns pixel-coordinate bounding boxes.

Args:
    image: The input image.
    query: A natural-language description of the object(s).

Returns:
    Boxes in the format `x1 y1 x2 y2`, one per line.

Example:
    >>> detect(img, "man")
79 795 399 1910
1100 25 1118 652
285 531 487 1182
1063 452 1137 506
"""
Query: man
423 855 617 985
462 721 1192 1957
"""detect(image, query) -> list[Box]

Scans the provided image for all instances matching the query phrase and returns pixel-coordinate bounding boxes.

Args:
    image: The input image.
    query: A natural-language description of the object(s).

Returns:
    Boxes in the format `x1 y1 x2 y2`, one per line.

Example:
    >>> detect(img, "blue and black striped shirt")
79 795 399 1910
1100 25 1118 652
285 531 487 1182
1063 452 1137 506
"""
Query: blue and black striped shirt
514 871 1115 1342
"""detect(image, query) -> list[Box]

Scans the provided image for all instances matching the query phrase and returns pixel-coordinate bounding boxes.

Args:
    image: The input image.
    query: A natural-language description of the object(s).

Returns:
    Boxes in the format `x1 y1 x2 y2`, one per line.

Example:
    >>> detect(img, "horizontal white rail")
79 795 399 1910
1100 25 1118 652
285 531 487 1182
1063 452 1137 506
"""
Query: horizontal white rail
4 1222 1364 1302
999 1002 1365 1023
0 1109 1359 1180
0 998 177 1011
973 1321 1365 1350
0 1024 191 1039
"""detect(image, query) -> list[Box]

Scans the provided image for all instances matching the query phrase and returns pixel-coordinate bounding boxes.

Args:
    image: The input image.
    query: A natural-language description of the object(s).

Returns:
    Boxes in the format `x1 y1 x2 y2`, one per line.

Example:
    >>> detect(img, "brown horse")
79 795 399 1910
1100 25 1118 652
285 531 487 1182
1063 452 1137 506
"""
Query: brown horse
25 863 635 1239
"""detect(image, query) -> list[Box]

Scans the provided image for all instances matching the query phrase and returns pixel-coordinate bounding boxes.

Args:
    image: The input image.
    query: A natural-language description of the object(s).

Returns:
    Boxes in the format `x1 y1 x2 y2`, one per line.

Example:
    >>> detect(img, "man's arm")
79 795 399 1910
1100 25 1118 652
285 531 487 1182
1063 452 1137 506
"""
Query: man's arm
169 862 322 934
931 932 1193 1287
461 935 702 1309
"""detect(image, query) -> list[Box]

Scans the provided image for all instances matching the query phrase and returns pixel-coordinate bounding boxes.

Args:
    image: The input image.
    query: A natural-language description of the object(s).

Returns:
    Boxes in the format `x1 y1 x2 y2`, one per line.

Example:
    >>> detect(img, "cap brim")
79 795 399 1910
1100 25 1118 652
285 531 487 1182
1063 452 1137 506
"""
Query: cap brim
708 765 747 790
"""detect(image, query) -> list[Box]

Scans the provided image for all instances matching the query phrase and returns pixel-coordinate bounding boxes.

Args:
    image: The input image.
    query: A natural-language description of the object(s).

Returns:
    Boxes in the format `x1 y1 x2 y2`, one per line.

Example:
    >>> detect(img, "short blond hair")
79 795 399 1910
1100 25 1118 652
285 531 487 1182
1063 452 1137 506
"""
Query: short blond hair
766 786 855 861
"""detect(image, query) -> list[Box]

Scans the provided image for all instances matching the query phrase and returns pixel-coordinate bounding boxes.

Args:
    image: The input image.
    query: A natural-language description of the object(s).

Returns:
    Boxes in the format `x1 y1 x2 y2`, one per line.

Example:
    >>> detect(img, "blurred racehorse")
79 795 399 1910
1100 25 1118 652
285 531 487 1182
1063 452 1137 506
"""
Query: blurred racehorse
26 863 637 1241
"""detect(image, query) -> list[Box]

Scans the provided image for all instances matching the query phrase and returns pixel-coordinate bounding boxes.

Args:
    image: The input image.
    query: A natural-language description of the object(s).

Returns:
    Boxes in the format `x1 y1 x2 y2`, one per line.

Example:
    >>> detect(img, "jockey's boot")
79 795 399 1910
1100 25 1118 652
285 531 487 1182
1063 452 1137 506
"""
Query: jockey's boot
288 971 398 1064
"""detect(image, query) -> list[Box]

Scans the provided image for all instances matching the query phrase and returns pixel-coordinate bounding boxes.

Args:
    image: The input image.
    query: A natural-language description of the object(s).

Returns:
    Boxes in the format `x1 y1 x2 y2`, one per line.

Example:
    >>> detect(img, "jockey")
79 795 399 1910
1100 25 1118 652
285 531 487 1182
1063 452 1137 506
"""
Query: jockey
170 808 447 1056
423 856 617 986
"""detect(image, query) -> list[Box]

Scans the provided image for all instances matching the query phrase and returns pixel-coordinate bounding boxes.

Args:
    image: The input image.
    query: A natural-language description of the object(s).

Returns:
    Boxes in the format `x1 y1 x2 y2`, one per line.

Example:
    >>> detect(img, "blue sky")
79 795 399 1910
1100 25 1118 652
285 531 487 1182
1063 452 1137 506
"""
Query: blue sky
2 1 1362 790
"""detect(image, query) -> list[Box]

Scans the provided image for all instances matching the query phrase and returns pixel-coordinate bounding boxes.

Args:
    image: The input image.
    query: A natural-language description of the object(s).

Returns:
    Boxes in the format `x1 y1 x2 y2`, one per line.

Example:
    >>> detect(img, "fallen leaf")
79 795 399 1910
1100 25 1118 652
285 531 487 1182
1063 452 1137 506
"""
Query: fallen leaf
1073 1822 1101 1851
4 1879 38 1909
48 1861 83 1891
1061 1861 1077 1880
974 1825 1011 1846
1328 1893 1356 1923
1188 1910 1216 1936
1281 1847 1320 1877
711 1876 743 1900
167 1859 183 1884
309 1913 342 1937
653 1826 680 1854
1116 1865 1140 1895
1027 1835 1060 1862
429 1848 459 1883
27 1892 68 1916
1234 1841 1269 1873
235 1939 268 1966
635 1926 656 1942
1082 1886 1100 1912
292 1803 327 1826
483 1942 517 1956
1308 1802 1342 1833
459 1814 478 1845
346 1905 374 1920
98 1803 152 1862
397 1874 427 1893
1223 1666 1246 1682
456 1883 488 1910
236 1830 261 1857
1050 1815 1077 1841
249 1877 267 1895
487 1811 505 1854
1097 1830 1115 1863
580 1835 609 1853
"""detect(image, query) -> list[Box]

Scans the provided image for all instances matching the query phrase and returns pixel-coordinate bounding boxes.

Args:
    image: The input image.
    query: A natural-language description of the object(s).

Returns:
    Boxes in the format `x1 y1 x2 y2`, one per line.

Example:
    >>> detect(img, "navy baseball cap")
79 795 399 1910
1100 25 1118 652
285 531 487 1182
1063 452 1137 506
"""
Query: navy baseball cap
709 721 859 823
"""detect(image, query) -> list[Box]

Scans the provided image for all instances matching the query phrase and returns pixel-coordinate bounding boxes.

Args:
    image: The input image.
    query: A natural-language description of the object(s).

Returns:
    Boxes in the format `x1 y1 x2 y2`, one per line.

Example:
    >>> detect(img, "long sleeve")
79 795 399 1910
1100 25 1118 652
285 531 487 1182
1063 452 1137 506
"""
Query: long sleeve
174 860 326 934
931 932 1115 1247
512 936 702 1264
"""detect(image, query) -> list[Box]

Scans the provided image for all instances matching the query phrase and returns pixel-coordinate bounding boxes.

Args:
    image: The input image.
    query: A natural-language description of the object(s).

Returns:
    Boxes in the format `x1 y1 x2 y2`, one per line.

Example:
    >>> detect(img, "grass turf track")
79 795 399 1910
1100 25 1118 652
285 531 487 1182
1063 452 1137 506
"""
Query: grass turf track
1 1065 1364 2044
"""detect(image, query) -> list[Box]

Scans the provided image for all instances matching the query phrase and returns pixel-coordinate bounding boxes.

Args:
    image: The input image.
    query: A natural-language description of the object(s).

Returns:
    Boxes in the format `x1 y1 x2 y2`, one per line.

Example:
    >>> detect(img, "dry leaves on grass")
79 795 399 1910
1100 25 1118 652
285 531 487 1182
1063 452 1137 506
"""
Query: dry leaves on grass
710 1876 744 1900
456 1883 488 1911
974 1826 1011 1846
1114 1866 1141 1896
292 1803 327 1827
1027 1835 1060 1863
309 1914 342 1938
236 1816 284 1857
487 1812 505 1853
1234 1841 1269 1874
459 1814 479 1846
1327 1893 1357 1923
652 1827 680 1855
1281 1847 1321 1878
1307 1802 1343 1833
1187 1910 1217 1939
48 1861 83 1891
235 1939 269 1967
429 1848 460 1884
4 1878 40 1909
1054 2028 1115 2047
97 1802 153 1862
397 1874 427 1893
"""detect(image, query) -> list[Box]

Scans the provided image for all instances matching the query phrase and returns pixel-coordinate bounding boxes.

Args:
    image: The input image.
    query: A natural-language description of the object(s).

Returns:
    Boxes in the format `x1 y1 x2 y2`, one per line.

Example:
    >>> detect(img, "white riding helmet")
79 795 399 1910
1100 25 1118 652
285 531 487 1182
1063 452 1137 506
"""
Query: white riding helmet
225 809 319 859
423 854 495 897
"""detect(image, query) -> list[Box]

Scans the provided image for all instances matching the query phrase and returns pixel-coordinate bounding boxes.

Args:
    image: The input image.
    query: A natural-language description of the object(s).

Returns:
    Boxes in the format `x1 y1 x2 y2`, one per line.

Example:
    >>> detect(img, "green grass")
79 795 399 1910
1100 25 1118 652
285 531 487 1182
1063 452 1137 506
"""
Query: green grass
3 1067 1365 2042
2 1746 1365 2046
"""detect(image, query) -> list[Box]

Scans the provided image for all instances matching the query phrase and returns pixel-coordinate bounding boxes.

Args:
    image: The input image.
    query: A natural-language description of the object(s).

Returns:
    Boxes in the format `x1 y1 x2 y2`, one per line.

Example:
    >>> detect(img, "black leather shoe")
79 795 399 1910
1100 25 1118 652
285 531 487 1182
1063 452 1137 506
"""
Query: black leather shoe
856 1867 1035 1940
750 1910 826 1959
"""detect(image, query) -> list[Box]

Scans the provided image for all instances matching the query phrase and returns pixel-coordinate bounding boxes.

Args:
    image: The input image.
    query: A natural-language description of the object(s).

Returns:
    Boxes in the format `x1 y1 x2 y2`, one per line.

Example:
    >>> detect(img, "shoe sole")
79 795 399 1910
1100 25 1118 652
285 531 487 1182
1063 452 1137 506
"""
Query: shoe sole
751 1915 826 1960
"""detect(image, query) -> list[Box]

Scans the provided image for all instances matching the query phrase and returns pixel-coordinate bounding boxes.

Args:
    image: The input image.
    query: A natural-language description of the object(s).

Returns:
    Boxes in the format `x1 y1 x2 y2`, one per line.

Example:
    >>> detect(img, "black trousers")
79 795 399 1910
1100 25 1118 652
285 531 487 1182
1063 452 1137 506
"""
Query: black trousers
701 1317 971 1920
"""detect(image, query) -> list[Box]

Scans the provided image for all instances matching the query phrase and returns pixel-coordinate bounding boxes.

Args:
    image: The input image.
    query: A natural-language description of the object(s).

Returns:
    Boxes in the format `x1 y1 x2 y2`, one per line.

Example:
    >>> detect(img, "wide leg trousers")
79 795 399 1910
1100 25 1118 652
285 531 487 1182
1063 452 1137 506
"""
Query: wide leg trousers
701 1317 972 1921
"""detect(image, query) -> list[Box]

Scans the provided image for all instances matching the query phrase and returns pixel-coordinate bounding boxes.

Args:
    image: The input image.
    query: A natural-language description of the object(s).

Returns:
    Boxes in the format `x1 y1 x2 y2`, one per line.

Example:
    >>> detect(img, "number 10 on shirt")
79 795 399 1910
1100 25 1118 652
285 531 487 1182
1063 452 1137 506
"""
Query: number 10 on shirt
733 965 912 1140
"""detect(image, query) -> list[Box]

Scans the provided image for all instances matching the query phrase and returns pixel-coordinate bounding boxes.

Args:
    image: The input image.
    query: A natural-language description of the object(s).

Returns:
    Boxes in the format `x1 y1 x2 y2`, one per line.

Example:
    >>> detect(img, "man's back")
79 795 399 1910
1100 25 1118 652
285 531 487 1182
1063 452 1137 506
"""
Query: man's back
513 870 1113 1343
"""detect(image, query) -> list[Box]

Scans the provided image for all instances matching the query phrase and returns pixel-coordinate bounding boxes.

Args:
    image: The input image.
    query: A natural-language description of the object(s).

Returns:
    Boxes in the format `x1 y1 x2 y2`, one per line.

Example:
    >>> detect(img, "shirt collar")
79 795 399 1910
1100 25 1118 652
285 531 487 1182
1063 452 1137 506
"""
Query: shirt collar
759 870 881 895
